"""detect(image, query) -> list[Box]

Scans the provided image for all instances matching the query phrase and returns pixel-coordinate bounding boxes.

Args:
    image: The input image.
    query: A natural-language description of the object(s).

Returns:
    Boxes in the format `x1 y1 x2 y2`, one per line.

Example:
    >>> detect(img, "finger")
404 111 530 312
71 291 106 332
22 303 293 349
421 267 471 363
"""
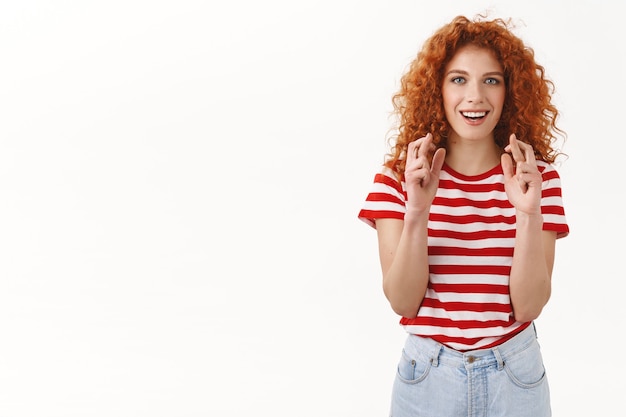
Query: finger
522 141 537 168
510 135 538 168
407 140 418 162
516 173 537 192
501 153 514 180
508 134 526 163
416 133 433 159
518 176 529 192
430 147 446 176
407 134 429 161
515 160 539 175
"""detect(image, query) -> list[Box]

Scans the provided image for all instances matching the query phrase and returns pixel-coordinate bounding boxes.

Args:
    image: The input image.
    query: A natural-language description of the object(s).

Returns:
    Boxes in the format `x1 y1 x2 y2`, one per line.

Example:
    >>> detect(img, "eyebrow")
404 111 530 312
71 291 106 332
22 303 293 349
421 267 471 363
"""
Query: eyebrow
446 69 505 77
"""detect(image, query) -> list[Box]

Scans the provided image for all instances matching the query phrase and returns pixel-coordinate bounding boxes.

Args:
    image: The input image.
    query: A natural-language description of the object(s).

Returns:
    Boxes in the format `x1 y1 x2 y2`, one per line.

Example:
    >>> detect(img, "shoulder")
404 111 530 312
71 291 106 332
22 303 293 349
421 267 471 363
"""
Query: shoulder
358 166 407 228
372 166 405 193
536 160 564 183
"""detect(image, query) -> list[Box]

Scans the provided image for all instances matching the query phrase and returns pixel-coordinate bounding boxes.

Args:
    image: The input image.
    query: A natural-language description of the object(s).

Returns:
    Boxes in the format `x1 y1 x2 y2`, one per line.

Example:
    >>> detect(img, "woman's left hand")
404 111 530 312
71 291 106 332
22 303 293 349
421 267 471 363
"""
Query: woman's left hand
501 134 543 215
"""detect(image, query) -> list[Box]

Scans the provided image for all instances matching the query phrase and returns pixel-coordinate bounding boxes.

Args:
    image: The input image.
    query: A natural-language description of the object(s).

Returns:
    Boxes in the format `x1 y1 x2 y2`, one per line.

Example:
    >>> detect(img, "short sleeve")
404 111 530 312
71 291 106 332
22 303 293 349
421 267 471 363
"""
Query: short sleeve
539 161 569 238
358 167 407 229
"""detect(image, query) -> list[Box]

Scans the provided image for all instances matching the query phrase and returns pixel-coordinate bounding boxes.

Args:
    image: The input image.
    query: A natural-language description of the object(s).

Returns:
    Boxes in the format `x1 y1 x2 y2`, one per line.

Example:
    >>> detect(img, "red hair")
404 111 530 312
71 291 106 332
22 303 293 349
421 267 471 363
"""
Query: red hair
385 15 565 174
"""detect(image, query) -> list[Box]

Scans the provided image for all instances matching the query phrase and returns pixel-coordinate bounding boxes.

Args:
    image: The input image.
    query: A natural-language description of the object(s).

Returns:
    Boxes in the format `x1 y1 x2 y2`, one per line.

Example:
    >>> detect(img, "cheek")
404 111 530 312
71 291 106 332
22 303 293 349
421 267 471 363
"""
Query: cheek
495 90 506 110
442 91 457 115
443 103 456 122
489 92 506 118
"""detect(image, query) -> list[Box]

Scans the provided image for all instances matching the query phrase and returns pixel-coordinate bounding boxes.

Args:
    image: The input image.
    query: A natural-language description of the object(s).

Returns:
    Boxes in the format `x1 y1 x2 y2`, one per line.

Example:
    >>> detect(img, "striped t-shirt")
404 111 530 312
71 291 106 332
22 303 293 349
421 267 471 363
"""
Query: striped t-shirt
358 161 569 351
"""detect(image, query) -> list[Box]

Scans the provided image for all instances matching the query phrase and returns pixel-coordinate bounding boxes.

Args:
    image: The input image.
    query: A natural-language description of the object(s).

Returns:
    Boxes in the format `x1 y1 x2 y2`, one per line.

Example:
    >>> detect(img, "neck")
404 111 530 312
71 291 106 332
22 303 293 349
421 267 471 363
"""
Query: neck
444 138 502 176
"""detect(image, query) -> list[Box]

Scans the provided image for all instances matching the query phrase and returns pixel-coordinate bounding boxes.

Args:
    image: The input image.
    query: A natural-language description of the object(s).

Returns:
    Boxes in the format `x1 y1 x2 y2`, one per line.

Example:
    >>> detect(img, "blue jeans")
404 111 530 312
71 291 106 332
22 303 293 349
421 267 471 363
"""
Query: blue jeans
390 323 551 417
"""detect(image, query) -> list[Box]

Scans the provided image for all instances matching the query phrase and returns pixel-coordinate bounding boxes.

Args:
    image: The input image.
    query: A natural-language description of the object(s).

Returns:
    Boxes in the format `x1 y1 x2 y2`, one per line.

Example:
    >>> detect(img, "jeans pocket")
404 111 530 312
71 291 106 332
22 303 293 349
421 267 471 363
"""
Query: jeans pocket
502 340 547 388
396 348 432 384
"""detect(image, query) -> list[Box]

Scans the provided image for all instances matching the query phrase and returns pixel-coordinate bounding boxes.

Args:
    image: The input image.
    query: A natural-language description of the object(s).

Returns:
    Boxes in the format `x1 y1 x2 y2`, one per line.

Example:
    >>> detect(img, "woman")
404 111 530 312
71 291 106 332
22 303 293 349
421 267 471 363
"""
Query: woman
358 15 569 416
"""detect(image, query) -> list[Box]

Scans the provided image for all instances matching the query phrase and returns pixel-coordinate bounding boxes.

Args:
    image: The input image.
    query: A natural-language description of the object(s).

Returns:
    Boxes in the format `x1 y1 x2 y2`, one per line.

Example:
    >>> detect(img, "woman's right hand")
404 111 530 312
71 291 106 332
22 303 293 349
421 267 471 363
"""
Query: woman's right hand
404 133 446 213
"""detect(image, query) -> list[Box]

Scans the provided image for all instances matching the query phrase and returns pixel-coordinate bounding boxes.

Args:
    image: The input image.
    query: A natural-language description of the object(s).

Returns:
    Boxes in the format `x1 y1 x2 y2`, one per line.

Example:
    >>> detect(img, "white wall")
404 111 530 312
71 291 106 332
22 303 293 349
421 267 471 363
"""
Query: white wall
0 1 622 416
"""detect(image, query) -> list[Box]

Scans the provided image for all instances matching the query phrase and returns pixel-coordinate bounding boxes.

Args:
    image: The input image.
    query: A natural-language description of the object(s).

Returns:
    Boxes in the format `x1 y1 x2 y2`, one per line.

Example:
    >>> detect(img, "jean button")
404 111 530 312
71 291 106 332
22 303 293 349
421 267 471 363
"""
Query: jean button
467 356 475 364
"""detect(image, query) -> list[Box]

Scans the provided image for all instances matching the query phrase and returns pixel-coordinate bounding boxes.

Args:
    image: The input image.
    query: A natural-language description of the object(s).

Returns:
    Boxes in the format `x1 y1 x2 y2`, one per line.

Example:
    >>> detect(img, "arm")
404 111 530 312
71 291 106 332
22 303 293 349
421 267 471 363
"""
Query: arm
508 218 556 322
376 215 430 318
375 134 446 318
502 134 556 322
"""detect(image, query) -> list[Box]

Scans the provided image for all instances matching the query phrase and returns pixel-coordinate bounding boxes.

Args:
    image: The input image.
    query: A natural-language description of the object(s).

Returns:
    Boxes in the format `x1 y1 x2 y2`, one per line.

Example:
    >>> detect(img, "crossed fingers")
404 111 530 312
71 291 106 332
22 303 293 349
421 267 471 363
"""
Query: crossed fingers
407 133 436 184
505 134 539 191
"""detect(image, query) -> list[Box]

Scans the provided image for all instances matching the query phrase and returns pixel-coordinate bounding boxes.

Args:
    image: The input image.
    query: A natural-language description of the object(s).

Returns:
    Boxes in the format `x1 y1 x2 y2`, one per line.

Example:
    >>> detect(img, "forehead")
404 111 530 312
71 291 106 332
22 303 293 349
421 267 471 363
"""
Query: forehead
446 45 503 72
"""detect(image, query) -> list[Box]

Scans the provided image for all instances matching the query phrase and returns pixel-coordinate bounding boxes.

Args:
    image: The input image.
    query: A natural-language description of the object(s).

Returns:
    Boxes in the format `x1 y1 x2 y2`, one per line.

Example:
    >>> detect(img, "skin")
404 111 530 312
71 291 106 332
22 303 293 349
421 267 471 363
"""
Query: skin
376 45 556 322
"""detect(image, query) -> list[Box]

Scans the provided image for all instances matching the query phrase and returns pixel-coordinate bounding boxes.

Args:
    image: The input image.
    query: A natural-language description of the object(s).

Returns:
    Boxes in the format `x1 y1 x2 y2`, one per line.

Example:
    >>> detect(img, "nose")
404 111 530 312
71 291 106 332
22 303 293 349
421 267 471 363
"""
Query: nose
466 81 484 103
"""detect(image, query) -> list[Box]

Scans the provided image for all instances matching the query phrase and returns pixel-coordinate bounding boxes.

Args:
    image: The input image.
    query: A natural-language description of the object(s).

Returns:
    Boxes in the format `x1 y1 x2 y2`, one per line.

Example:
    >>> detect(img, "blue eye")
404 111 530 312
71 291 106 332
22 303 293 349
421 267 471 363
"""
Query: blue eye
485 78 499 85
452 77 465 84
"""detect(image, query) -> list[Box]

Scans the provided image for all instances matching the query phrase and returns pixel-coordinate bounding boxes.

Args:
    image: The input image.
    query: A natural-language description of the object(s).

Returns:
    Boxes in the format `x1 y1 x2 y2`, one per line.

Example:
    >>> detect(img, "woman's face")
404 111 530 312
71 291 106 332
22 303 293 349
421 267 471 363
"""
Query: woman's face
442 45 505 143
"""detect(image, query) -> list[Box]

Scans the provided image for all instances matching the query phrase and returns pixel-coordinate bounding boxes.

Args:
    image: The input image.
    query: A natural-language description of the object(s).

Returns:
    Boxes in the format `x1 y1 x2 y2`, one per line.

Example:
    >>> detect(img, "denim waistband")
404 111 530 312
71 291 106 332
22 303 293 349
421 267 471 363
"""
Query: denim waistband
404 323 538 370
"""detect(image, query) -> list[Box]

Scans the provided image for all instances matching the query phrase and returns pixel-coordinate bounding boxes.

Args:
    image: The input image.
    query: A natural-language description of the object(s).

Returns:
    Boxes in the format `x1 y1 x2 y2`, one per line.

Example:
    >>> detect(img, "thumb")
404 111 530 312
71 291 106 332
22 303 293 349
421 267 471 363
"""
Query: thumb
501 153 514 180
430 148 446 177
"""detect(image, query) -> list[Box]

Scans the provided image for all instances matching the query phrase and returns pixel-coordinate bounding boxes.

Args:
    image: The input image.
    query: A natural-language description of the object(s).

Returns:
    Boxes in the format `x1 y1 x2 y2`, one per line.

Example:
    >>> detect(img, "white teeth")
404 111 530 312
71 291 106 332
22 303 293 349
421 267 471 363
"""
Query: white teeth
462 111 486 118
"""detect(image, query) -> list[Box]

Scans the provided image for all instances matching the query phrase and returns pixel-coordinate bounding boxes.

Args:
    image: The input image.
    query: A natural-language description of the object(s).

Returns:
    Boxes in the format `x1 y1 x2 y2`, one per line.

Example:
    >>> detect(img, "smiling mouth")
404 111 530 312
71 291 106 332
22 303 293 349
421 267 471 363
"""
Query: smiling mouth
461 111 488 121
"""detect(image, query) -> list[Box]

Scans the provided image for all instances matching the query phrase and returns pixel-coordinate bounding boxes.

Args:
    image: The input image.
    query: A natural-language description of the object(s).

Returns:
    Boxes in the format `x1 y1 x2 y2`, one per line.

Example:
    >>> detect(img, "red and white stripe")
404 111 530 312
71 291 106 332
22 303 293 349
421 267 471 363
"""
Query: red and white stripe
359 162 569 351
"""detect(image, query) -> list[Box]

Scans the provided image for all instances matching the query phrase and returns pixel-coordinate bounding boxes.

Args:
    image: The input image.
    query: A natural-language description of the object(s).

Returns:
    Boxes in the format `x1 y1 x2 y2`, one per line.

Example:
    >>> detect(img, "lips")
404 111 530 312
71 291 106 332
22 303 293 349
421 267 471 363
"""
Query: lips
461 111 487 120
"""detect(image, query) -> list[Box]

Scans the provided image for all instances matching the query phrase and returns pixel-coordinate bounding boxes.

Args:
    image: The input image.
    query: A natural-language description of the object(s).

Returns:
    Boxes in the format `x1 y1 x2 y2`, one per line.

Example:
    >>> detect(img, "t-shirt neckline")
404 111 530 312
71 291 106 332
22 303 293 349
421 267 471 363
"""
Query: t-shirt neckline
442 162 503 181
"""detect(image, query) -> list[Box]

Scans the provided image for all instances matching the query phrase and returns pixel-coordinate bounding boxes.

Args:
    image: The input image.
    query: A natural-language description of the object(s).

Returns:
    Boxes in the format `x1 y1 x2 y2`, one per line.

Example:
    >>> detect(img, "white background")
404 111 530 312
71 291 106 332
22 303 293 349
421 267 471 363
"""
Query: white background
0 1 623 416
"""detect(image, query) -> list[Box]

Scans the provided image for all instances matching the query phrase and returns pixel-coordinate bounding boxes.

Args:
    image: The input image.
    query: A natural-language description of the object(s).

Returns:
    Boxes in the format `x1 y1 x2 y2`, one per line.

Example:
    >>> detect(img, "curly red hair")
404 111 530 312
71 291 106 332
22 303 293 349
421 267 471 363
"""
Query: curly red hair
385 15 565 175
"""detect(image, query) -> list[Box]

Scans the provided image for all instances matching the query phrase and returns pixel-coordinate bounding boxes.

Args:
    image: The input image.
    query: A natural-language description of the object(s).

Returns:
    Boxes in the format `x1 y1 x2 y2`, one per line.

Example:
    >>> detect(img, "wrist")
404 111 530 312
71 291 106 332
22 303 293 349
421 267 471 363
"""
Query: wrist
515 211 543 229
404 207 430 227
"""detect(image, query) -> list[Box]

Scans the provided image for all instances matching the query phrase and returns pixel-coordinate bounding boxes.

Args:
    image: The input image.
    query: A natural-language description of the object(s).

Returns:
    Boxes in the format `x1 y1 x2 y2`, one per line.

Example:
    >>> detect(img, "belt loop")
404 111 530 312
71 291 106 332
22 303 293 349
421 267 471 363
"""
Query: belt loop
431 345 442 367
492 347 504 371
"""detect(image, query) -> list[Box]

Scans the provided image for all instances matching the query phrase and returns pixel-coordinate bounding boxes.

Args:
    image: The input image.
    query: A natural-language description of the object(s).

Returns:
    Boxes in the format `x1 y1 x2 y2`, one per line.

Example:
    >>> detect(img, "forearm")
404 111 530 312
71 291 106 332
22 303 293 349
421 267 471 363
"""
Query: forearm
381 210 430 318
509 212 551 322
